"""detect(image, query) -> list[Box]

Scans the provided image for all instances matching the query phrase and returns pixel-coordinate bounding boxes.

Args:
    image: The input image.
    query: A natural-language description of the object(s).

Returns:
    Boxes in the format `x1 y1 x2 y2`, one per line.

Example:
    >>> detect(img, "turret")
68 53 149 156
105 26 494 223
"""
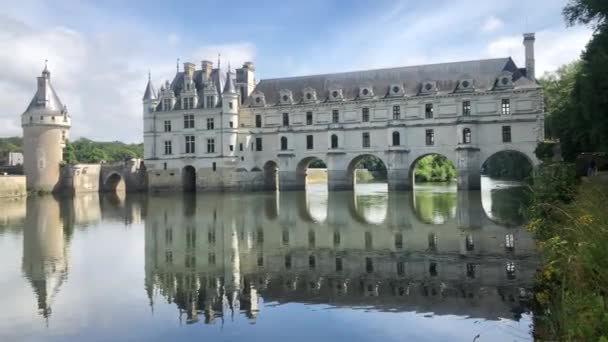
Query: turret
21 63 71 193
523 33 536 80
222 68 239 156
143 72 159 160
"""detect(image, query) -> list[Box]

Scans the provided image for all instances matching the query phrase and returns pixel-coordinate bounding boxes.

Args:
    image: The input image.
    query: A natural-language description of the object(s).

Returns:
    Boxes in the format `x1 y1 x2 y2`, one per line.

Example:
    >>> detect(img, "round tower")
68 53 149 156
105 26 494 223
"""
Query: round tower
221 68 239 157
21 64 71 193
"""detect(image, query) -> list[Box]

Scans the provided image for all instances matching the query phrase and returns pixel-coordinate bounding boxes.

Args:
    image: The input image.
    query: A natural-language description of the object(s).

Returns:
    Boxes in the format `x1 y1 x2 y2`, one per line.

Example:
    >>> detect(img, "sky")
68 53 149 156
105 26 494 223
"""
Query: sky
0 0 593 143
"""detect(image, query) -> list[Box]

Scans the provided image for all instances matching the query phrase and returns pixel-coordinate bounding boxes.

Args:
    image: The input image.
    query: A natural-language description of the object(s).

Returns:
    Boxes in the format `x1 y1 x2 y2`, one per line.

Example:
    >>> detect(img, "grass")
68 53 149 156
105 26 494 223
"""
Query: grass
530 177 608 341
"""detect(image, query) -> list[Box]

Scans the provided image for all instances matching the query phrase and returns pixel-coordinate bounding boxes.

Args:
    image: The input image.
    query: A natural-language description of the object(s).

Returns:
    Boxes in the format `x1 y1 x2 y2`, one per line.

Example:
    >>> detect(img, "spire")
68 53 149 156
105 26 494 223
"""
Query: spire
143 71 157 101
23 63 64 114
223 68 236 94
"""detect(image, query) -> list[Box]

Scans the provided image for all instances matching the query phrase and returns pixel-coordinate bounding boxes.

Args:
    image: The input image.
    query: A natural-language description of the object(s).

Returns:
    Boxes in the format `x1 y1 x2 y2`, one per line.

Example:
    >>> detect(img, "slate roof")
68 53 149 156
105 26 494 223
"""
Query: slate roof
24 68 66 114
247 57 537 106
142 76 157 101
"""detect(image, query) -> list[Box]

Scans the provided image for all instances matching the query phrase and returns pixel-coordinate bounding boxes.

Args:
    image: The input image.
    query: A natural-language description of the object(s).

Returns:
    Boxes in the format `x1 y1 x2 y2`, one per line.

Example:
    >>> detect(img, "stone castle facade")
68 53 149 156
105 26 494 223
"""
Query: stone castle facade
143 33 543 192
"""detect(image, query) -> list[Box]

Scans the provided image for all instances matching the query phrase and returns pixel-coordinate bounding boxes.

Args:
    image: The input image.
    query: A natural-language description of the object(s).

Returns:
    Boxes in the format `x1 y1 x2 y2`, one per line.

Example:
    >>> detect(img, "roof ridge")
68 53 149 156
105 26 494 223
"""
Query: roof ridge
258 57 512 82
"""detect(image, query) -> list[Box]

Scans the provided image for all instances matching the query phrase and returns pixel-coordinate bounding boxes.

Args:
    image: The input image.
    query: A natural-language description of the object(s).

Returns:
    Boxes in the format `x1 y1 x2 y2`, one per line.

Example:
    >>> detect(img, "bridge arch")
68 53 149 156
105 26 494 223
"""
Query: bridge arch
480 149 534 184
296 156 327 188
409 153 458 188
345 153 388 188
182 165 196 192
103 172 125 193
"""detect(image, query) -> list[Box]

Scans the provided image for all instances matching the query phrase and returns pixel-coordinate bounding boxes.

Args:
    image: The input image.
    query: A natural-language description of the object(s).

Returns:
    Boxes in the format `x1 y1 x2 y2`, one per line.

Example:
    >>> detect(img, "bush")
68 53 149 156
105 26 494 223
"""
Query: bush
535 141 556 161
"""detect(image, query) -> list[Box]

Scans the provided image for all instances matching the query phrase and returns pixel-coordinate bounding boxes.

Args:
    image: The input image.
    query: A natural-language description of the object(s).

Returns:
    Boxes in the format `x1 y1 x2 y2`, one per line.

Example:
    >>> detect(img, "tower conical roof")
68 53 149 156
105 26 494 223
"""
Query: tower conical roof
24 65 65 114
223 69 236 94
143 72 157 101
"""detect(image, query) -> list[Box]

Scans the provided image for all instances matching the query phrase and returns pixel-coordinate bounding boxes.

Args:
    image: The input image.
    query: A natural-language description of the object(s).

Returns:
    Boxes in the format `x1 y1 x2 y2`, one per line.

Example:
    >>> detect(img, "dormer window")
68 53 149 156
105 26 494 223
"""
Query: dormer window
420 81 437 95
279 90 293 105
329 88 343 101
389 84 403 97
252 91 266 107
494 73 514 90
359 86 374 99
302 87 317 103
456 79 474 92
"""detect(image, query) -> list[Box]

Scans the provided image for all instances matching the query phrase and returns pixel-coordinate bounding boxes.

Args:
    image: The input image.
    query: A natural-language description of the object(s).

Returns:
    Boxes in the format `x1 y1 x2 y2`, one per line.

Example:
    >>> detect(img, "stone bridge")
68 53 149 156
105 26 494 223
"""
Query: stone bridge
99 159 148 193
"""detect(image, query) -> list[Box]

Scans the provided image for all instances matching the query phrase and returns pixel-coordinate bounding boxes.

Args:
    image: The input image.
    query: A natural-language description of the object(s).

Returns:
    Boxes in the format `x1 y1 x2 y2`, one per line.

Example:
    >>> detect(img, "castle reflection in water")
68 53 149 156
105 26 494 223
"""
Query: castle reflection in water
0 183 538 325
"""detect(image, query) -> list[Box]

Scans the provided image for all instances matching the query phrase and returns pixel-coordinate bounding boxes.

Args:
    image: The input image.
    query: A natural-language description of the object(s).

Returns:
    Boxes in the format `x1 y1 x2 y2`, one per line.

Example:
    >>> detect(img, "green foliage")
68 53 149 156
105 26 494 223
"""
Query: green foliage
529 177 608 341
0 137 23 156
308 159 326 168
414 155 456 182
563 0 608 27
534 141 556 161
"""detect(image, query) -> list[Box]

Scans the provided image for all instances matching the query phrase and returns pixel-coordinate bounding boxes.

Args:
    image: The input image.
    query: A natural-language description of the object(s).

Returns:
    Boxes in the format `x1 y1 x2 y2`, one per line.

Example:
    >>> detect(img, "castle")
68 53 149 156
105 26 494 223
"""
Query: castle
143 33 543 192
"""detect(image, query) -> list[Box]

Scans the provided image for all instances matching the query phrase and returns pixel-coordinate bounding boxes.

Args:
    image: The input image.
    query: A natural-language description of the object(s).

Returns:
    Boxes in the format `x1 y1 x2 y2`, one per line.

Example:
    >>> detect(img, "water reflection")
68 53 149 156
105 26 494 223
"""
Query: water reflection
0 181 538 340
143 184 537 325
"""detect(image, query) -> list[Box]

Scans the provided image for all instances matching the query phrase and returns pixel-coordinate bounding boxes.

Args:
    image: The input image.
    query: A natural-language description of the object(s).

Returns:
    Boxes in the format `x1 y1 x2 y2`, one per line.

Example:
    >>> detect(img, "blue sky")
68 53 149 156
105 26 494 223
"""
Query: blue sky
0 0 592 142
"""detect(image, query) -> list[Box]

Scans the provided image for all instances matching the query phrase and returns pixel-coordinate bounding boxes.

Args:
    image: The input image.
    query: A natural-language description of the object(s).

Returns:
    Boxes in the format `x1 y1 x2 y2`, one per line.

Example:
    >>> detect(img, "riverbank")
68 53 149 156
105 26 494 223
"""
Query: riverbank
530 165 608 340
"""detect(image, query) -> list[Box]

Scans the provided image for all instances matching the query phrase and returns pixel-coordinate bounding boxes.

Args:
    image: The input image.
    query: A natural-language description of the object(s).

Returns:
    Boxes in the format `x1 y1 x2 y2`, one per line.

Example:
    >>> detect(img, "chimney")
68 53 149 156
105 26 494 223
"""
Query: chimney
523 33 535 80
183 62 195 79
201 60 213 81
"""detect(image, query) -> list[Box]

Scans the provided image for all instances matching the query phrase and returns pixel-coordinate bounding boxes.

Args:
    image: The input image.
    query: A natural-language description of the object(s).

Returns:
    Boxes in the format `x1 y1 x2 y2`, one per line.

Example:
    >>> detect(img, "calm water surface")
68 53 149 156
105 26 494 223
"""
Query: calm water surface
0 179 538 341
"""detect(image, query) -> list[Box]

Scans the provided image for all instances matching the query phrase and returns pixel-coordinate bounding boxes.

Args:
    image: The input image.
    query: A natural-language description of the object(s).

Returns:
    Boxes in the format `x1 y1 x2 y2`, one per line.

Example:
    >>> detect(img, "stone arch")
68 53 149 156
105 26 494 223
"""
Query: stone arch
408 153 458 188
345 153 388 188
349 189 388 225
296 156 327 188
263 160 279 191
182 165 196 192
103 172 125 193
480 149 534 184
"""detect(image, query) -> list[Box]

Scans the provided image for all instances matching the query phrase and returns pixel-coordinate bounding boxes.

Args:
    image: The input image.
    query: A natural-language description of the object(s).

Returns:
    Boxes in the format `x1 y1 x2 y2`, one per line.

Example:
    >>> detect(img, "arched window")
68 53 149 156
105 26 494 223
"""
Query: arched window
331 134 338 149
280 136 288 151
392 131 400 146
463 128 471 144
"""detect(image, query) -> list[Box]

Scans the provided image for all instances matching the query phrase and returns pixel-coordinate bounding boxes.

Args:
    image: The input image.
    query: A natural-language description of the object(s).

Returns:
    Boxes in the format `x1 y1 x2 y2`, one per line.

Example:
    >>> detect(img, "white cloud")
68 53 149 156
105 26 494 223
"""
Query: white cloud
481 16 504 33
485 27 592 75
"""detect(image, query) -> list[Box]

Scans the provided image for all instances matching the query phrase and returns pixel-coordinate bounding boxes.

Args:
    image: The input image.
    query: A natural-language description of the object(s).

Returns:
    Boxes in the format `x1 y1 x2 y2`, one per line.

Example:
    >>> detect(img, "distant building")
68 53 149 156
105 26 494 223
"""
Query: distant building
143 33 543 192
7 152 23 166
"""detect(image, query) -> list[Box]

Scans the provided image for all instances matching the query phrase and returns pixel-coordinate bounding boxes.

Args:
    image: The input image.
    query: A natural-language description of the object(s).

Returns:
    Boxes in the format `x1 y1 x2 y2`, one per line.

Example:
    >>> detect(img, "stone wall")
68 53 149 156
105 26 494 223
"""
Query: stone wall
0 175 27 198
59 164 101 194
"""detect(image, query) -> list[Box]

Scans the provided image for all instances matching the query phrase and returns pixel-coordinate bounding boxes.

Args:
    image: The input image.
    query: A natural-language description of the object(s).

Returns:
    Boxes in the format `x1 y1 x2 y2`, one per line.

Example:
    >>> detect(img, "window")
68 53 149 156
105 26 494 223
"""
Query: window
428 232 437 251
206 96 214 108
392 131 400 146
229 101 233 109
501 99 511 115
285 255 292 269
362 132 370 148
206 118 214 130
186 227 196 249
165 251 173 264
162 99 172 111
208 252 216 265
463 128 471 144
395 233 403 249
466 263 476 278
208 229 216 244
257 253 264 267
392 105 401 120
165 228 173 244
164 120 171 132
183 97 194 110
308 230 316 248
183 114 194 129
429 262 438 277
425 129 434 145
366 257 374 273
164 140 172 155
505 234 515 251
207 138 215 153
335 257 343 272
282 230 289 245
306 111 313 125
185 255 196 268
333 231 341 246
502 126 512 143
462 100 471 116
362 107 370 122
306 135 314 150
212 162 216 171
185 135 195 154
229 121 233 128
282 112 289 127
256 137 263 151
332 109 339 123
425 103 434 118
239 143 243 151
229 145 233 151
365 232 372 250
257 229 264 245
255 115 262 128
309 255 316 269
331 134 338 149
397 261 405 276
280 136 288 151
506 262 516 279
465 234 474 251
163 162 167 170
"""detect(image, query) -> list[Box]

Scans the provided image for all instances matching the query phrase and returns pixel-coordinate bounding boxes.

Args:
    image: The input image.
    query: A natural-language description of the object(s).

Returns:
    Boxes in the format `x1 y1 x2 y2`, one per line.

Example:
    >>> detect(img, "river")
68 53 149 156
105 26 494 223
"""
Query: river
0 178 538 341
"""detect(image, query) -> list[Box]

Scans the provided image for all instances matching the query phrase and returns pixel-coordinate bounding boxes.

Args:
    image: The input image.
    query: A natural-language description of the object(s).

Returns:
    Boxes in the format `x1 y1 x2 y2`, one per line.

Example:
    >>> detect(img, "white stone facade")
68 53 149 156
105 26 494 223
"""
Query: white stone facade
143 34 543 192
